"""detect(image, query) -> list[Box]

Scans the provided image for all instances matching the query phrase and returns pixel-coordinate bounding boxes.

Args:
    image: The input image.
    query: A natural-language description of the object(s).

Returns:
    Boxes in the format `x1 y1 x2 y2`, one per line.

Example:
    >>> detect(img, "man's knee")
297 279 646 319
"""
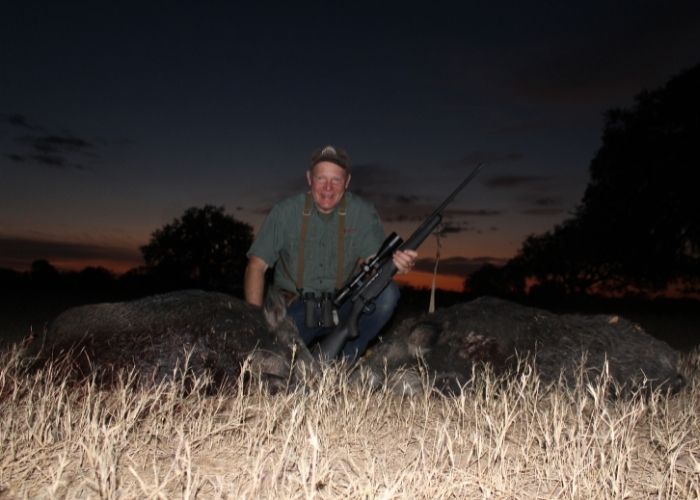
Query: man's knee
374 281 400 315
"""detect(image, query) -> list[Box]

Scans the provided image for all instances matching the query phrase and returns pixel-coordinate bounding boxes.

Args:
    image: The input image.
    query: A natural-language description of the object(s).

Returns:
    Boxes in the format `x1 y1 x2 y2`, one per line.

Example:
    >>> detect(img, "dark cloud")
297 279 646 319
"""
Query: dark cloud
27 153 88 170
439 224 464 235
0 236 142 270
31 154 68 167
532 196 563 207
434 220 479 237
480 173 571 216
3 114 99 171
381 212 427 223
414 255 509 276
17 134 94 153
483 175 552 189
517 194 568 216
349 163 407 191
520 208 567 216
378 200 435 223
4 113 44 131
395 194 420 205
458 150 523 166
446 208 502 217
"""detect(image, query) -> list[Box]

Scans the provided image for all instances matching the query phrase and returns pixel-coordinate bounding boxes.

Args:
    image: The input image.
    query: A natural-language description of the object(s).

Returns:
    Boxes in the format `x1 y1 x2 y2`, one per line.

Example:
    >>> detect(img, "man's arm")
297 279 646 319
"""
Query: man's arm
244 255 269 306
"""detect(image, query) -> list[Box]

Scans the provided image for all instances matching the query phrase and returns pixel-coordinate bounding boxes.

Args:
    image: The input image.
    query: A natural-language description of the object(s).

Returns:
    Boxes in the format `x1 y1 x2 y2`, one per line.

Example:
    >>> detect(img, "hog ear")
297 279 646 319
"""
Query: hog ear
263 288 288 330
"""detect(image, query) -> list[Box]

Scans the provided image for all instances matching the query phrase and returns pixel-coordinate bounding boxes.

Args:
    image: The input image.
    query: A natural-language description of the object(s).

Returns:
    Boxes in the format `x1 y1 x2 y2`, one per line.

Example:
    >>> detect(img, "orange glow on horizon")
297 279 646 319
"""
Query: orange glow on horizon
395 271 465 292
19 258 143 275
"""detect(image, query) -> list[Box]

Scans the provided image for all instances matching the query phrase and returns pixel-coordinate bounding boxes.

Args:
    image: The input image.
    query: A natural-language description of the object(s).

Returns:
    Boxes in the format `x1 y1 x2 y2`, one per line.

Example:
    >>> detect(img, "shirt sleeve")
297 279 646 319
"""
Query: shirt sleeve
246 205 281 267
356 203 386 259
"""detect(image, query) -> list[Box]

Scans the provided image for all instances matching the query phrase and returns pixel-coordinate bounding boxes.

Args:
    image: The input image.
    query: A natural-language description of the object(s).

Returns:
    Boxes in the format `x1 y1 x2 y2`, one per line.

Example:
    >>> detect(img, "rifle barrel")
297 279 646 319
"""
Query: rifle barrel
428 162 484 220
399 162 484 251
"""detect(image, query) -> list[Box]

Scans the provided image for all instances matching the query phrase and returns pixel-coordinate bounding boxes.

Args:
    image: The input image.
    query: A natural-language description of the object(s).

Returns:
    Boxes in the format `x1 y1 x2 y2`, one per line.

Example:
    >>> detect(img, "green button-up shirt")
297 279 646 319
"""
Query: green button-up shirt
247 191 385 295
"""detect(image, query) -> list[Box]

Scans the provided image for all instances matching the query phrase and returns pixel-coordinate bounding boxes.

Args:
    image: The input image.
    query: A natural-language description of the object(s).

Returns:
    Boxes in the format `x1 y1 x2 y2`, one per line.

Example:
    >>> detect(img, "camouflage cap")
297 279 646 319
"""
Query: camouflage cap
310 145 351 171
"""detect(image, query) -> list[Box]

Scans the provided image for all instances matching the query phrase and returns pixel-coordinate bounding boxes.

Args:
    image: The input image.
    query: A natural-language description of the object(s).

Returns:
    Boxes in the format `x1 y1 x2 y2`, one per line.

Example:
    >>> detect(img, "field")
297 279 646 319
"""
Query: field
1 342 699 499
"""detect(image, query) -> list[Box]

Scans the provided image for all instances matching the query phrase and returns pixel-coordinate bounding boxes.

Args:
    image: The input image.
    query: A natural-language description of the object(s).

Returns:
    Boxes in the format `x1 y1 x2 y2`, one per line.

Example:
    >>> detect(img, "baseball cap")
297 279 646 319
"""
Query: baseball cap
310 145 351 171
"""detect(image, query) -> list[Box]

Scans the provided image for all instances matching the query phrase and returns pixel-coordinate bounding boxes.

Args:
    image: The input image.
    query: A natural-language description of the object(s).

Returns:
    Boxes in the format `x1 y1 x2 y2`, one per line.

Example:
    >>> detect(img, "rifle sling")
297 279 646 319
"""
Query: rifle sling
295 193 313 292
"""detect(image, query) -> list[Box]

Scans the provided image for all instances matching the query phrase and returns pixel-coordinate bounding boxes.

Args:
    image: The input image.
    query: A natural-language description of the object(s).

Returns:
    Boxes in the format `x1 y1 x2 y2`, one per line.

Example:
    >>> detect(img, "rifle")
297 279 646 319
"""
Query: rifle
316 163 485 360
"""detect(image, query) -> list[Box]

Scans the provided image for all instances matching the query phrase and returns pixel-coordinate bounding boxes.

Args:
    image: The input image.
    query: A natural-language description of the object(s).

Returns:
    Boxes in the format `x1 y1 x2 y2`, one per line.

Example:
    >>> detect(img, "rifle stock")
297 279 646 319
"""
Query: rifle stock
316 163 484 361
316 300 364 361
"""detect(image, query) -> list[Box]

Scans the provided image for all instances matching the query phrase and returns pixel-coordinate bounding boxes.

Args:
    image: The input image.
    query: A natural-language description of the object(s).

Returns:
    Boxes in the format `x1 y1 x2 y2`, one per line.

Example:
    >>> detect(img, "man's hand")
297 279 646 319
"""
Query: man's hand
392 249 418 275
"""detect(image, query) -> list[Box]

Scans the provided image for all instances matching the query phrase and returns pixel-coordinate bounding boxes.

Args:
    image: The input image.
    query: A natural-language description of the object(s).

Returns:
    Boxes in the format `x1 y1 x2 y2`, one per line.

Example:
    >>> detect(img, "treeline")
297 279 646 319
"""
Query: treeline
0 260 217 303
3 256 694 323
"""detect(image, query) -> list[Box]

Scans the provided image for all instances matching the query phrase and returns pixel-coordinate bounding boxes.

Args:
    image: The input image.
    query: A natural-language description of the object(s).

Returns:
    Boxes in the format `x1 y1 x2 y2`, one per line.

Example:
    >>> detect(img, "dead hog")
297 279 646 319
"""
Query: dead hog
360 296 684 396
37 289 315 391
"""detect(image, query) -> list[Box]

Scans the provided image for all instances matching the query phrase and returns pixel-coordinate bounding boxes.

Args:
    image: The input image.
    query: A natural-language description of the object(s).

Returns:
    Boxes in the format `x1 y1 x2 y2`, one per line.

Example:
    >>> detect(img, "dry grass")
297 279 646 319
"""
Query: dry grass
1 342 699 499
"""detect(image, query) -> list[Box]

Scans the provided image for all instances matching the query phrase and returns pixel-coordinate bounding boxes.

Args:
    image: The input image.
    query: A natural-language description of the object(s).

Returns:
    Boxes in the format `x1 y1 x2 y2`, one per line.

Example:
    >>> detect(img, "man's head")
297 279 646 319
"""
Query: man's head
309 145 351 171
306 145 351 214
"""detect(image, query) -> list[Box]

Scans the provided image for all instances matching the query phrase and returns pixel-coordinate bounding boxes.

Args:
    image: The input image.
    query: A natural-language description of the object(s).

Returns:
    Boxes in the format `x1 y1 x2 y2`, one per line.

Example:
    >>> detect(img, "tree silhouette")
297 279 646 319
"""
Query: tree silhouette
474 64 700 296
140 205 253 293
576 64 700 292
30 259 61 289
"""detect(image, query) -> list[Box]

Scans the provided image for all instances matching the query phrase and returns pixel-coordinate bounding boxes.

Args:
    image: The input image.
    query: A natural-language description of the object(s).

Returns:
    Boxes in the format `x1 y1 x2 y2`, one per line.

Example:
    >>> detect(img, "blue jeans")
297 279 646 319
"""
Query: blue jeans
287 282 400 363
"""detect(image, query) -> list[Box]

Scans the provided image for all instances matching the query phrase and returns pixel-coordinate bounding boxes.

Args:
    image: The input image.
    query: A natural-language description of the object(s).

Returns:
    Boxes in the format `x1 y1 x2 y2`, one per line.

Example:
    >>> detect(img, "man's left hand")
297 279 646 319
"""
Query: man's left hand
393 249 418 274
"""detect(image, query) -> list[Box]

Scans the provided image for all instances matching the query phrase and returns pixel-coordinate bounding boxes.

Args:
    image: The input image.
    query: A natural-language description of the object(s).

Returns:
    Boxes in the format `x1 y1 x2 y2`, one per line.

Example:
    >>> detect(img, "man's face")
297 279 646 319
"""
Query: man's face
306 161 351 214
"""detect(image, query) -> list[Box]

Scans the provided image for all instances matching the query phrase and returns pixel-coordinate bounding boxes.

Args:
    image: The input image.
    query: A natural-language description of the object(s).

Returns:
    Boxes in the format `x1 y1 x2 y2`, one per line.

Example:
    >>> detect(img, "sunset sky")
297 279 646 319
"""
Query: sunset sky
1 2 699 290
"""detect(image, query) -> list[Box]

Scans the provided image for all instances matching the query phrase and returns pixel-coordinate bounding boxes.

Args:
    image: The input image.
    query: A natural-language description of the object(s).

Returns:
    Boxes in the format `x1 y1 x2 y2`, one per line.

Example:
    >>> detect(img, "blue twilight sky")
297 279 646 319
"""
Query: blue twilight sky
1 1 699 287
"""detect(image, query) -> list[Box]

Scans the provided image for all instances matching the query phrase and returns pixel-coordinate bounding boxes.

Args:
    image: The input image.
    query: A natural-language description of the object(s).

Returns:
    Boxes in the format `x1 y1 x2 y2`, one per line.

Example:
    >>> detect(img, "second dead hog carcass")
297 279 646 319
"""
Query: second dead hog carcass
359 296 684 396
40 289 316 391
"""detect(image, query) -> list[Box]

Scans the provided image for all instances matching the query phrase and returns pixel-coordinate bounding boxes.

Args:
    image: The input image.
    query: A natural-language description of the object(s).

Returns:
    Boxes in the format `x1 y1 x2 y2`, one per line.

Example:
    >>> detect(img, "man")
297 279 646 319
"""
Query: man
244 145 417 361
